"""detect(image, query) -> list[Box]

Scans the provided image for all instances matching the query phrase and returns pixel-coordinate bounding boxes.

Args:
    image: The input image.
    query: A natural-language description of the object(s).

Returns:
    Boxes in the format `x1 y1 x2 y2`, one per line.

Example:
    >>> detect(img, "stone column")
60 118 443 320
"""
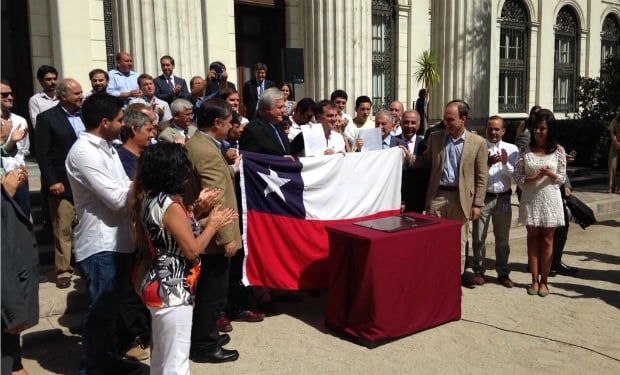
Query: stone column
111 0 236 83
430 0 492 120
301 0 372 115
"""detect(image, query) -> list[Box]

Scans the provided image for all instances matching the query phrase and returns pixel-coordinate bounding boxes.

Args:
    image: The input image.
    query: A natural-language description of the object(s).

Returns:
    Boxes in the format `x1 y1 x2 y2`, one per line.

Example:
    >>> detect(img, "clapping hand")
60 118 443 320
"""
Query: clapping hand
193 188 221 217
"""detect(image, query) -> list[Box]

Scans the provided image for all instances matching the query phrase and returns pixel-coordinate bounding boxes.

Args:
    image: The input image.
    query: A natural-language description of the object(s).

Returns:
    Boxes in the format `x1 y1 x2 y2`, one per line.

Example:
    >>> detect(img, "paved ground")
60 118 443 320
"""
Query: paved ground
16 163 620 374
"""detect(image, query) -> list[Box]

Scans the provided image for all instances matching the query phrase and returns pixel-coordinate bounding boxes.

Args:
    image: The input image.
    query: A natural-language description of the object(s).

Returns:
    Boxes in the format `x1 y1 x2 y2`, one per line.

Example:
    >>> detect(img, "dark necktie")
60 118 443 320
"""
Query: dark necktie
271 124 285 153
167 77 174 90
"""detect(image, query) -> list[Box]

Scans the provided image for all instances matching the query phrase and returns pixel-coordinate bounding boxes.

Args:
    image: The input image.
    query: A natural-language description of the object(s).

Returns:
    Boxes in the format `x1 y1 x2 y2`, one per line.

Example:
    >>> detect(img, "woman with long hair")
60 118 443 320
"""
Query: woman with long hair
279 82 296 117
515 109 566 297
130 142 237 375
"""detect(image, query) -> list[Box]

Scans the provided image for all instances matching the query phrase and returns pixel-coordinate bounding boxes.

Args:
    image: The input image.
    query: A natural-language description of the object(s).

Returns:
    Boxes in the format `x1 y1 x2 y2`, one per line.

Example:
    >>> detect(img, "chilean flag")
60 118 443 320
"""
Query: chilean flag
240 148 403 289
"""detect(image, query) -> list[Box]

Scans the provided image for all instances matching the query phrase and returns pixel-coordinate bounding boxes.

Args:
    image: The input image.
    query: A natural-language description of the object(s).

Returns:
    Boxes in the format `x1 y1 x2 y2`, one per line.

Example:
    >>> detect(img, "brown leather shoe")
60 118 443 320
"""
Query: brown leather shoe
216 316 233 332
472 273 485 286
233 310 265 323
498 275 513 288
56 276 71 289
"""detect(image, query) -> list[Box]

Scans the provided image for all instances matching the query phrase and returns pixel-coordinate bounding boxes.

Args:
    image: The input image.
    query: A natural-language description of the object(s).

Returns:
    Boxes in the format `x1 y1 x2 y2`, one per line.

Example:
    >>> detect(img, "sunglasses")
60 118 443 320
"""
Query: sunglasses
1 92 13 98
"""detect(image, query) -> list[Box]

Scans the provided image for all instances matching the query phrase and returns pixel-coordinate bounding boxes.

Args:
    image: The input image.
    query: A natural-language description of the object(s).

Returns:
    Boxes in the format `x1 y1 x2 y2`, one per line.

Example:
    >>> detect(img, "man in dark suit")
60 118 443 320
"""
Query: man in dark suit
154 55 190 103
35 78 85 289
375 109 407 149
399 109 428 213
239 87 291 157
2 169 39 375
408 100 488 288
185 98 241 364
242 62 275 120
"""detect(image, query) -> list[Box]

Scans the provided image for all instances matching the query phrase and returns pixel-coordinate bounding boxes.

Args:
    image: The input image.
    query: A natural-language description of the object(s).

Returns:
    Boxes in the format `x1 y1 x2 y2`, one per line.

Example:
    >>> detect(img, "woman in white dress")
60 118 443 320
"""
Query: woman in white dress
515 109 566 297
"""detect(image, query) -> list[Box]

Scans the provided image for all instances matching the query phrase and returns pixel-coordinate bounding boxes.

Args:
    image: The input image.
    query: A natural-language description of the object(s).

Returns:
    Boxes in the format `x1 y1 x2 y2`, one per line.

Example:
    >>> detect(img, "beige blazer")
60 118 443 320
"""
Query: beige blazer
184 131 241 253
157 124 197 143
412 129 488 217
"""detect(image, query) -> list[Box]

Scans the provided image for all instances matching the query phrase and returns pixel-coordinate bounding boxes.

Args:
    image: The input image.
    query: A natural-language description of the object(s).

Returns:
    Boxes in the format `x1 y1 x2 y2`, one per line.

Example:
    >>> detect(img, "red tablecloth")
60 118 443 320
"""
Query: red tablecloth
325 213 462 347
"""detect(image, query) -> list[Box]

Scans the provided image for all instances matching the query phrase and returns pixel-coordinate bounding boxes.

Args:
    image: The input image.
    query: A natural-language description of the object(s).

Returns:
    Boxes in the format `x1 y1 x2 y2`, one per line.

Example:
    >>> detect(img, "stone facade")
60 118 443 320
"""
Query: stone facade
23 0 620 120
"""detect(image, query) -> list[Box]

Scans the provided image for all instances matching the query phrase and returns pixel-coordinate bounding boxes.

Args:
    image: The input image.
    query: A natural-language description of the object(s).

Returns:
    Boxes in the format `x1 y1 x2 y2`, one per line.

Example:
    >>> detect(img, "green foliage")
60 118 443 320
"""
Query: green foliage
576 55 620 120
414 50 440 124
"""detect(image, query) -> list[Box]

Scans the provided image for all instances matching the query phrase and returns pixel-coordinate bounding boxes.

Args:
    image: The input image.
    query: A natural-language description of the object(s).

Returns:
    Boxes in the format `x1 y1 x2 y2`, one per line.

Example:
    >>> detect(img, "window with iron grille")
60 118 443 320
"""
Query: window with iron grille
103 0 115 70
498 0 529 113
601 14 620 66
372 0 394 114
553 7 579 113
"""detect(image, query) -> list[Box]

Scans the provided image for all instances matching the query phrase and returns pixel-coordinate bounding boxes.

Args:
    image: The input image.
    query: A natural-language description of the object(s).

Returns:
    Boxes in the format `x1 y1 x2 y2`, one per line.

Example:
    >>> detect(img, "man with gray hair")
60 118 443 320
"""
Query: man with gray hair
157 98 196 144
239 87 291 156
35 78 85 289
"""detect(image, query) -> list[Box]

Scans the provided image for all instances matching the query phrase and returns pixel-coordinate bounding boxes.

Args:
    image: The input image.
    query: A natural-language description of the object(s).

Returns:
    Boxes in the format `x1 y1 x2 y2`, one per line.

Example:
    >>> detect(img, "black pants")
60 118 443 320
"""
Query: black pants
191 254 230 352
552 203 570 266
116 287 151 351
1 328 22 374
226 248 256 315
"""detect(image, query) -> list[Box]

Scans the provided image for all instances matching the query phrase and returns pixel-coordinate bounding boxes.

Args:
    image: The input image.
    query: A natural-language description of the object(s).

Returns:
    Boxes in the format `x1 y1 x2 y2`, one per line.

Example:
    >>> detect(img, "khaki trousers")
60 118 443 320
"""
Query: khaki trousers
49 197 75 278
428 189 469 272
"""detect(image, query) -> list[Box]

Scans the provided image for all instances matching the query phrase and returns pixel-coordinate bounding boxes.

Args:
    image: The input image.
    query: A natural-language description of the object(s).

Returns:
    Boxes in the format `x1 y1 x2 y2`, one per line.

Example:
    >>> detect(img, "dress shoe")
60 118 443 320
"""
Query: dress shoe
472 273 485 286
123 339 149 361
233 310 265 323
190 347 239 363
56 276 71 289
218 334 230 347
102 358 150 374
256 301 279 315
551 262 578 276
497 275 513 288
461 273 476 289
216 316 233 332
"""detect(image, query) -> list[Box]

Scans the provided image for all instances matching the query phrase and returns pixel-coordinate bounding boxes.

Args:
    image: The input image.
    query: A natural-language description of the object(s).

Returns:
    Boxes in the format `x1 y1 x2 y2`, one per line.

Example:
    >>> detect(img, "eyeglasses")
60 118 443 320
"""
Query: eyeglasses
1 92 13 98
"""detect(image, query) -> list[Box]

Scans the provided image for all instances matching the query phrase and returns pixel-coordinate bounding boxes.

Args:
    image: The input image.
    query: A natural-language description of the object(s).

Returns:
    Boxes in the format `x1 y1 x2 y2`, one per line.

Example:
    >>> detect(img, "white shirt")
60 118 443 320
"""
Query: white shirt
289 117 302 141
28 91 58 127
1 112 30 172
486 139 519 194
327 130 347 153
66 132 133 262
129 96 172 123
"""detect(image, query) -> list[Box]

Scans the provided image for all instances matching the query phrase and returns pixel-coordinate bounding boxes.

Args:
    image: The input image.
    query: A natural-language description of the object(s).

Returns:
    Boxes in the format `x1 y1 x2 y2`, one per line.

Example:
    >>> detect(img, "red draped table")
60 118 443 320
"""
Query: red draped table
325 213 462 347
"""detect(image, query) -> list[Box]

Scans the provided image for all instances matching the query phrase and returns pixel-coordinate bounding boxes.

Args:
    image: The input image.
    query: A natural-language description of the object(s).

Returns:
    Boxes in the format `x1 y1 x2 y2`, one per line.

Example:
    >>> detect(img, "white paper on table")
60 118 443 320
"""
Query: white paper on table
301 123 327 156
358 128 382 152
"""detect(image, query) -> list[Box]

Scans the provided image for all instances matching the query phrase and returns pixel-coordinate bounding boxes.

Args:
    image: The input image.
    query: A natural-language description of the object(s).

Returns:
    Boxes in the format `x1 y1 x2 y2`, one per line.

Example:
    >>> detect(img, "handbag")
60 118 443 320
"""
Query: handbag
565 195 596 229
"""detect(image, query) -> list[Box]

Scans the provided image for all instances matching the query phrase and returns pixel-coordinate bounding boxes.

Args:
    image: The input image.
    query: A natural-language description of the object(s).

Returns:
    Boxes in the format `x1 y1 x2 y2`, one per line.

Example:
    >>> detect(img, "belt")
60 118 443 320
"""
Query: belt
439 185 458 192
485 189 512 199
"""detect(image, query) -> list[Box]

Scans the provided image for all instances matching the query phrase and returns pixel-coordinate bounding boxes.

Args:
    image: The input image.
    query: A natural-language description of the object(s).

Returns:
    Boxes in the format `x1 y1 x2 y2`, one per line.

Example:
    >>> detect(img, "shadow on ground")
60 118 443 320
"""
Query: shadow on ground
22 329 81 375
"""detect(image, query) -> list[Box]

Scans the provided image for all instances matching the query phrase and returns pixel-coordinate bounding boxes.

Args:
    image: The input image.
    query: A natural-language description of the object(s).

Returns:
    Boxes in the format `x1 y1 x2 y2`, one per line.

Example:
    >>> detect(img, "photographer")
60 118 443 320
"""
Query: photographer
205 61 236 96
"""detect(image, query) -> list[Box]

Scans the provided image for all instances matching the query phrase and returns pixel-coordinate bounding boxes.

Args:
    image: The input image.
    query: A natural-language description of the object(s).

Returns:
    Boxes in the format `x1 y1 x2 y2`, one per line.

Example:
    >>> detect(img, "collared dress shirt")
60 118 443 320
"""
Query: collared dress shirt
486 139 519 193
60 106 85 137
440 131 466 187
28 91 59 127
107 68 140 97
65 132 133 262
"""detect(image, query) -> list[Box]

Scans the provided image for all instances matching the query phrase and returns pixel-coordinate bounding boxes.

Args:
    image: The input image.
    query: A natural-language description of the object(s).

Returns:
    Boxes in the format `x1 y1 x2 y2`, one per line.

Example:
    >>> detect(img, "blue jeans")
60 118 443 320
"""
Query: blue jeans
78 251 133 374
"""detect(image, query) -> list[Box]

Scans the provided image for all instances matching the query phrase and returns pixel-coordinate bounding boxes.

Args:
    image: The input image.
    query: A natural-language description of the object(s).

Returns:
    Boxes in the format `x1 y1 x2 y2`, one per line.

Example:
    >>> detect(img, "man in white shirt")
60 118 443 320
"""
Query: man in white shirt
1 80 30 215
65 93 147 375
471 115 519 288
28 65 59 128
290 100 346 157
288 97 315 141
346 95 374 151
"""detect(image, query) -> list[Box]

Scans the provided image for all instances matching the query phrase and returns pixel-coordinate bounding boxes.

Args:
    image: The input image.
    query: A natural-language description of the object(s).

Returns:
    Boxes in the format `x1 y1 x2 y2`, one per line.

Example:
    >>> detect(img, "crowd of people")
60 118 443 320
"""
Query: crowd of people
0 51 590 375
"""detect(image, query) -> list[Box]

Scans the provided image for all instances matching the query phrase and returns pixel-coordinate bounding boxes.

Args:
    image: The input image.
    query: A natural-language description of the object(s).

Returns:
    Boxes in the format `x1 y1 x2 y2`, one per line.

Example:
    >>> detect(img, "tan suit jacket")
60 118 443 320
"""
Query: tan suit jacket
157 124 197 143
184 131 241 253
412 129 488 217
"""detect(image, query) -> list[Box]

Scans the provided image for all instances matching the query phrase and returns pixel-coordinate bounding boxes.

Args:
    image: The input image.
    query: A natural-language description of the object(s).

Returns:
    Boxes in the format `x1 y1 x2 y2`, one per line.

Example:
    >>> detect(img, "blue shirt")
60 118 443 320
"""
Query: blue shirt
60 106 85 137
439 131 466 186
107 68 139 98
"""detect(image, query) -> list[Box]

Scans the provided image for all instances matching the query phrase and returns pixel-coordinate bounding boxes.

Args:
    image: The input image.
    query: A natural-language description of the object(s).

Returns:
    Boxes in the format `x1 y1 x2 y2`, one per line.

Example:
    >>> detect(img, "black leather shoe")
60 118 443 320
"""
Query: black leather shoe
190 347 239 363
461 272 476 289
218 334 230 347
551 262 578 276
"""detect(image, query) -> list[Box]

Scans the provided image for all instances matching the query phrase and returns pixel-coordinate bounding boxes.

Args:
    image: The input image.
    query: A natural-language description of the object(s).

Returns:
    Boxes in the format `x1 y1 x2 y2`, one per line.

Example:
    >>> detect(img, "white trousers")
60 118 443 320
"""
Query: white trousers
149 305 193 375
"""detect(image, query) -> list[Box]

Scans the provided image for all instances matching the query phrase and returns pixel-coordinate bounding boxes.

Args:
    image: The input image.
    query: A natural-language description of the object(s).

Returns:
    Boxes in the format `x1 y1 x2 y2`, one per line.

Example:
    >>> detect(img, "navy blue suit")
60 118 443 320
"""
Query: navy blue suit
154 75 190 103
242 79 275 120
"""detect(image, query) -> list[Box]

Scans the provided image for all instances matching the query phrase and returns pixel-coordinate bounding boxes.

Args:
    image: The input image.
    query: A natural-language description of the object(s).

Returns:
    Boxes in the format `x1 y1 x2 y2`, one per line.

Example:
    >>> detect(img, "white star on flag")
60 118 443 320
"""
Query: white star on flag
257 169 290 201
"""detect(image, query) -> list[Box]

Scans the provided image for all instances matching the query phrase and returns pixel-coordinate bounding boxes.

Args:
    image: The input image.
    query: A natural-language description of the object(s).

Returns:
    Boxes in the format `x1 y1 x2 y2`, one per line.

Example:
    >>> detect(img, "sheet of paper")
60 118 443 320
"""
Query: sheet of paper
358 128 382 152
301 123 327 156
